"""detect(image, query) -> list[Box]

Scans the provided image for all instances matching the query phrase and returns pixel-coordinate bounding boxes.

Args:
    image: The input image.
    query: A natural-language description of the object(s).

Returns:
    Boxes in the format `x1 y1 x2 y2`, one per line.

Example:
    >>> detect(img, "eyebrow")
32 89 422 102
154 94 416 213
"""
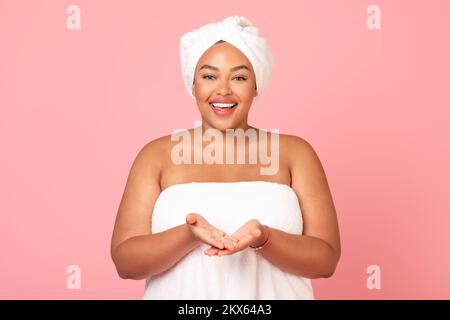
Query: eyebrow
198 64 251 73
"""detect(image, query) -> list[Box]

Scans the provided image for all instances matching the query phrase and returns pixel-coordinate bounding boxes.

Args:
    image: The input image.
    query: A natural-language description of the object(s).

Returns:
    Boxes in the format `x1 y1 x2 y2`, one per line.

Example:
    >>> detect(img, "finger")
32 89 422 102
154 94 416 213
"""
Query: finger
209 248 223 255
217 249 231 256
204 247 220 255
210 233 226 248
221 238 239 252
223 238 239 250
186 214 196 225
212 240 225 249
216 234 233 249
205 232 223 248
225 241 239 250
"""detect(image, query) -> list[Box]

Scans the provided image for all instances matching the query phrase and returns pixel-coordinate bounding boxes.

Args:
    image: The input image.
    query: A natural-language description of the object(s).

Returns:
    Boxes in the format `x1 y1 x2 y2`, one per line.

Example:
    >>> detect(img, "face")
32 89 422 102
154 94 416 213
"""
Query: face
192 41 258 132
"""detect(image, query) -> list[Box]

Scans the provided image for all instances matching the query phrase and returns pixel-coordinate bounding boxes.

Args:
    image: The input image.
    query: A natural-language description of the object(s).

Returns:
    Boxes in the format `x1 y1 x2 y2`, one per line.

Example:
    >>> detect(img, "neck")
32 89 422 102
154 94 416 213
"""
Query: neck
200 121 253 134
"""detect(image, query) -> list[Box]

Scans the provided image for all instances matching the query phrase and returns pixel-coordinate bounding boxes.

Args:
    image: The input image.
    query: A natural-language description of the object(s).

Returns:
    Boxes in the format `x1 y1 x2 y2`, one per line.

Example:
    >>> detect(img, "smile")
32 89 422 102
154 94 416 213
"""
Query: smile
209 103 238 116
209 102 238 109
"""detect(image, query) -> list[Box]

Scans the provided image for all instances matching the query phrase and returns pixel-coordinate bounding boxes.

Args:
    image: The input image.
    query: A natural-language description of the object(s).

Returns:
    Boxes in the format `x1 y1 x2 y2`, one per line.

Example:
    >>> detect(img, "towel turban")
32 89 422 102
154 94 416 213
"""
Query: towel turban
180 16 276 106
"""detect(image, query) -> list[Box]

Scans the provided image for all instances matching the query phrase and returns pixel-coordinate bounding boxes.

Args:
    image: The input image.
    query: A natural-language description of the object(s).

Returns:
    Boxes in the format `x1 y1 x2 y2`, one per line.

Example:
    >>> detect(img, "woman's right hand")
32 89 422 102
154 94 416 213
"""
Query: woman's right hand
186 213 239 250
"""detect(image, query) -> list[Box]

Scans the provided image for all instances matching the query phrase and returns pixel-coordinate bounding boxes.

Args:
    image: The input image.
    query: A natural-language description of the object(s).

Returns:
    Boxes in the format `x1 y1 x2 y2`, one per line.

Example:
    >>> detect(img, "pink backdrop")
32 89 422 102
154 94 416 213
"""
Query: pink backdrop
1 0 449 299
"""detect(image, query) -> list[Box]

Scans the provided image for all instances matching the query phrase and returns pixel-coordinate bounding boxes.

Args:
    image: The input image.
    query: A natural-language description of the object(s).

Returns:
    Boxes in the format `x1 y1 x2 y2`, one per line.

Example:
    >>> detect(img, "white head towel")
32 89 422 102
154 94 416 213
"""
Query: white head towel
180 16 276 106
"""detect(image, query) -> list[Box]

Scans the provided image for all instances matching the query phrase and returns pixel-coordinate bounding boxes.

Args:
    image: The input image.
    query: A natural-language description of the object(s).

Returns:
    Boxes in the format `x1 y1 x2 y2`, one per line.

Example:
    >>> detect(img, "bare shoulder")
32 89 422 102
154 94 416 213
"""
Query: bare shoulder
139 134 172 158
278 133 317 167
280 133 328 188
134 134 176 171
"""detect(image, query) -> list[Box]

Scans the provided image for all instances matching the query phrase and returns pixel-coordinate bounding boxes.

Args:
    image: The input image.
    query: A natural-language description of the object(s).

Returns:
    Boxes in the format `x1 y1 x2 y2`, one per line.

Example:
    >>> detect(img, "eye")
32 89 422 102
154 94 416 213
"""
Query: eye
201 75 247 81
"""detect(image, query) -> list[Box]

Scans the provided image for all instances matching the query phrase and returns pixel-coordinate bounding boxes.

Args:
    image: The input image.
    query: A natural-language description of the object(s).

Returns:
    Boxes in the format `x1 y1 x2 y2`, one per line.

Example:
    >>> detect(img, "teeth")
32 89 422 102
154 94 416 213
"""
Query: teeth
211 103 237 108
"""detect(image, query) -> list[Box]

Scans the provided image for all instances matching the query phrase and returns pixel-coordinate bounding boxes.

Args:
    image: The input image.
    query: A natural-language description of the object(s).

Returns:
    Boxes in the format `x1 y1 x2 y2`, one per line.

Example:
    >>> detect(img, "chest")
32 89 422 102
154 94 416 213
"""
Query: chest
160 161 291 191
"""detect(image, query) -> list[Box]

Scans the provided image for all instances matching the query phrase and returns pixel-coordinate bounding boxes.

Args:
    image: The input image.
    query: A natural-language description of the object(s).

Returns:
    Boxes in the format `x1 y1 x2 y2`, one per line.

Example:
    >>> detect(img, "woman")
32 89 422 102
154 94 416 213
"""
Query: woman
110 16 341 299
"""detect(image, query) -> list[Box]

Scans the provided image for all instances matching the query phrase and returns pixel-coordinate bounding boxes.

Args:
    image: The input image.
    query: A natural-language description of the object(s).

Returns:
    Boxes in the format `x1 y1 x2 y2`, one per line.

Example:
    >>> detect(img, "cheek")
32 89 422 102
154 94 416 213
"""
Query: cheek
238 91 255 102
195 84 213 98
234 82 256 97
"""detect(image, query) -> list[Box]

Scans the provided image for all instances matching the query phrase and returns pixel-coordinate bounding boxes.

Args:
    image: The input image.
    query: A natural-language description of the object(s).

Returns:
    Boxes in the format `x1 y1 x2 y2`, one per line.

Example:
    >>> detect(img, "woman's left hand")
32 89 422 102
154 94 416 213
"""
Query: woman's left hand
203 219 267 256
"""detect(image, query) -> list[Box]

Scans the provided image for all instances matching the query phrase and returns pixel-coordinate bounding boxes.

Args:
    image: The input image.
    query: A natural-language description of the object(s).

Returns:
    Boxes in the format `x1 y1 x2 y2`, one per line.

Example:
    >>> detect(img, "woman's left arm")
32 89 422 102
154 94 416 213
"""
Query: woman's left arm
257 136 341 279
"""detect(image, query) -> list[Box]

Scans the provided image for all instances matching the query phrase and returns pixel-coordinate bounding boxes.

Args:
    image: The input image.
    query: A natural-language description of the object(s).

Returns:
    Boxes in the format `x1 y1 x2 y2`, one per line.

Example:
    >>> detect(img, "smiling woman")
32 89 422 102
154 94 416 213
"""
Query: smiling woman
199 60 254 117
191 41 259 132
110 15 341 300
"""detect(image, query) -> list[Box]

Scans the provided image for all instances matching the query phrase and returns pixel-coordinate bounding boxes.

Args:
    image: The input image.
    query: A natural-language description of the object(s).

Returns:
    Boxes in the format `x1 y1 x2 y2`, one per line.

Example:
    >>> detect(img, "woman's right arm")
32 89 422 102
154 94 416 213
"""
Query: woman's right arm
110 139 201 280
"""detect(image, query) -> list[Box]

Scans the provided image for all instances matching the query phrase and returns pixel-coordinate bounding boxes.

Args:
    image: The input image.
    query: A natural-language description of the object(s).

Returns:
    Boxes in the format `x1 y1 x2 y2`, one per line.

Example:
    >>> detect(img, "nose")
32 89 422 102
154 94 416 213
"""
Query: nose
217 79 232 95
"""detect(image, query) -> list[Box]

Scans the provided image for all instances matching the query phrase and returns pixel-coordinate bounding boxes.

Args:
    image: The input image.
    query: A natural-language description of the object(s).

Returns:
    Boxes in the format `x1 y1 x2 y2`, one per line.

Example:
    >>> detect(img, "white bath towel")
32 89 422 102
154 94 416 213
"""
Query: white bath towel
143 181 314 300
180 16 276 106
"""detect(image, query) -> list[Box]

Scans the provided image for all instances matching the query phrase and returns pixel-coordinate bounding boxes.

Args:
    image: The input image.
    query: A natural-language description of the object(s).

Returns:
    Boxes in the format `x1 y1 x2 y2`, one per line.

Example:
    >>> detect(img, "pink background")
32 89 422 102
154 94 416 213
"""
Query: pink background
1 0 449 299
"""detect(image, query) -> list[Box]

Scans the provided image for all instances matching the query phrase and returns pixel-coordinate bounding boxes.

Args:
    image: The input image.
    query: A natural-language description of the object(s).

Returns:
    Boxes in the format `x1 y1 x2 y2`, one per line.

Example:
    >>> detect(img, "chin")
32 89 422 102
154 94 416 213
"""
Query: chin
209 121 236 132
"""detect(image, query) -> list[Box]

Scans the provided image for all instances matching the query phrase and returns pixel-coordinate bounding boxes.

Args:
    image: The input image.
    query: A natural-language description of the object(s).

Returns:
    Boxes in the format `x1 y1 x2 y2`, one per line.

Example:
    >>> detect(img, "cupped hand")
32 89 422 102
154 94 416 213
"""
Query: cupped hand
186 213 239 250
204 219 266 256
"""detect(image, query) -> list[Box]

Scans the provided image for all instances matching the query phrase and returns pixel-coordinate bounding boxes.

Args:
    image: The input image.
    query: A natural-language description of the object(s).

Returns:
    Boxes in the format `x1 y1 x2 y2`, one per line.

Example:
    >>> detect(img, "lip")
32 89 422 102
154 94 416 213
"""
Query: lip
209 99 238 104
209 102 238 117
